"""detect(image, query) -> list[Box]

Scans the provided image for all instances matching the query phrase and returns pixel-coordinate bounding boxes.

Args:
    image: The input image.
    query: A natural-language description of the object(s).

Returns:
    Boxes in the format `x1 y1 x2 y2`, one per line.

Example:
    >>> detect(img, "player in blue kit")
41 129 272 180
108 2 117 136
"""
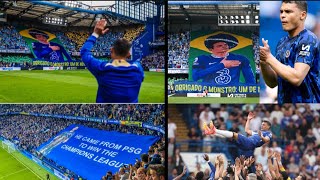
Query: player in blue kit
29 29 72 62
203 112 272 153
81 19 144 103
192 33 255 85
260 0 320 103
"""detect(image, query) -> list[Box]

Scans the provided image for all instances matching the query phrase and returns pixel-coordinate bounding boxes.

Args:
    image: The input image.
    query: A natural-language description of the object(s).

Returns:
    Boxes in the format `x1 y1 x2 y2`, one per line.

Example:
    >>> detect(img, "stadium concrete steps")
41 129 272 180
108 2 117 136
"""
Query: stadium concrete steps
168 105 189 151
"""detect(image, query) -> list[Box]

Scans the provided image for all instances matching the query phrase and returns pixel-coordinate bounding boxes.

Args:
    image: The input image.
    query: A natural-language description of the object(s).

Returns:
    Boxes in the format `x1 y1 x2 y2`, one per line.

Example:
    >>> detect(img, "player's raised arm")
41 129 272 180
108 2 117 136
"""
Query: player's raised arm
260 38 278 88
80 19 109 74
245 112 255 136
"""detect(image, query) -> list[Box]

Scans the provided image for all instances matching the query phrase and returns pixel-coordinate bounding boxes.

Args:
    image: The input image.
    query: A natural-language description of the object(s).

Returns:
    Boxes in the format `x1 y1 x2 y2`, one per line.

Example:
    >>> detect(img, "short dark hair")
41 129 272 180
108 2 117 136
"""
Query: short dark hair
113 38 131 57
262 120 271 128
195 171 204 180
282 0 307 13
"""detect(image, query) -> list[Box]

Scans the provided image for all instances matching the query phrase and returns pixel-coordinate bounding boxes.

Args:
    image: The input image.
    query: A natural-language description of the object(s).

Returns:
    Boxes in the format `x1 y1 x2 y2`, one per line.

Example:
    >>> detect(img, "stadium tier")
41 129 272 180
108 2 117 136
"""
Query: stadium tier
168 104 320 179
0 104 165 180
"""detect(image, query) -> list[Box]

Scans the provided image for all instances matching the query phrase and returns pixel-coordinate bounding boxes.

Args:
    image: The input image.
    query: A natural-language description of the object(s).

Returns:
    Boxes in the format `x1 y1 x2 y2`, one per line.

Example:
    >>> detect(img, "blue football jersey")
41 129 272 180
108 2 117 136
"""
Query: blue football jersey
81 35 144 103
32 42 72 62
276 29 320 103
249 131 272 148
192 53 255 85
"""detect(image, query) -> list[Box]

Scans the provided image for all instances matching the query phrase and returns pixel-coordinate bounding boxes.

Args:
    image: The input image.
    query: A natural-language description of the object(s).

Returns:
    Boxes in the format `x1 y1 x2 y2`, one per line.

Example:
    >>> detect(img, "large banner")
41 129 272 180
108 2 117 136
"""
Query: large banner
18 27 84 66
173 30 259 95
37 125 160 180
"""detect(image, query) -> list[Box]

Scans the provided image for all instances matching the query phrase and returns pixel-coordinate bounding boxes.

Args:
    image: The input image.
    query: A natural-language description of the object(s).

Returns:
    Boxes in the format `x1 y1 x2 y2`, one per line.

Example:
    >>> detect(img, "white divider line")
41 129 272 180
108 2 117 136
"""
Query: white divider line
9 153 43 180
0 168 27 179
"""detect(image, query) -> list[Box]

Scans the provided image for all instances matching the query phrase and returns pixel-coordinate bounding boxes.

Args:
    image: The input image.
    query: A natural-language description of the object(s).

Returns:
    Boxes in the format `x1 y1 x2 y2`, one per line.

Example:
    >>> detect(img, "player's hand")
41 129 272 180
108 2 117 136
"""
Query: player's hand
203 154 209 161
49 45 60 51
94 19 109 36
247 112 255 121
260 38 272 63
258 130 263 137
239 155 245 166
235 158 241 175
221 57 241 68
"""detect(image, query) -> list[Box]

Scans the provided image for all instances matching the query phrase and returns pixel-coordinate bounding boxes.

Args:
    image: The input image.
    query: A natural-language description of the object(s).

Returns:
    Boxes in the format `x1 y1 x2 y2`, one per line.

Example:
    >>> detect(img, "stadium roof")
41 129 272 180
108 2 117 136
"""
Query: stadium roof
168 1 259 23
0 0 146 27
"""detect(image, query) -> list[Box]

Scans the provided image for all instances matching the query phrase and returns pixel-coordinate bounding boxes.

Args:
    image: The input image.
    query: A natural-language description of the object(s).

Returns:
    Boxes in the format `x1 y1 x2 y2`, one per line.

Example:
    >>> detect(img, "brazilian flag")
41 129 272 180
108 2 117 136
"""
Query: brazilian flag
189 30 256 83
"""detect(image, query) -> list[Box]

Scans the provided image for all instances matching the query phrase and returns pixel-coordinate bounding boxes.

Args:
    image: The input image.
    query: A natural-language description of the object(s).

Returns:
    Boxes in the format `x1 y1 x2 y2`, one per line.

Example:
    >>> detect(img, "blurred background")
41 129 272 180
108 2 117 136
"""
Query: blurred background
260 1 320 103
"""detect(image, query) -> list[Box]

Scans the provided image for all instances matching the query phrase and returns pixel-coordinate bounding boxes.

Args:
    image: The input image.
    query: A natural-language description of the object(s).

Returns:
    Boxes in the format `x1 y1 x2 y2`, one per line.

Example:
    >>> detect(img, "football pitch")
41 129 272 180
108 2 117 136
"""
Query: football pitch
0 70 164 103
168 97 259 104
0 143 58 180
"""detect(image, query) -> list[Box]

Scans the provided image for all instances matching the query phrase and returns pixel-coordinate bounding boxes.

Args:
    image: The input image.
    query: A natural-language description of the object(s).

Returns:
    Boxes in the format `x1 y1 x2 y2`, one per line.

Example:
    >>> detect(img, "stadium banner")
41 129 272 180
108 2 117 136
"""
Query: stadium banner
43 67 63 70
32 60 86 67
174 81 259 94
120 120 142 127
17 27 76 63
53 169 70 180
149 68 165 72
168 68 189 74
1 112 164 134
0 67 21 71
189 30 256 82
37 124 160 180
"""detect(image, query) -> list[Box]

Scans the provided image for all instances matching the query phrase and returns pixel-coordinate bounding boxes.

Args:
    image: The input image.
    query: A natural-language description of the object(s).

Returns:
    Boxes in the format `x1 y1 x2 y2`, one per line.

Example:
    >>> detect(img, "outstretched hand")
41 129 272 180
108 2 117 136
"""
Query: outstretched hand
94 19 109 36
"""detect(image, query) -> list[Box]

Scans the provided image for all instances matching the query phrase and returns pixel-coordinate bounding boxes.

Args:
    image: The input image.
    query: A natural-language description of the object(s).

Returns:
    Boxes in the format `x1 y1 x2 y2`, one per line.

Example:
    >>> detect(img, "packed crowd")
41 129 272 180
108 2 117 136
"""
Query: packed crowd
141 50 165 70
168 31 190 69
123 25 145 42
0 25 29 51
0 104 165 129
169 104 320 179
0 104 165 180
101 140 165 180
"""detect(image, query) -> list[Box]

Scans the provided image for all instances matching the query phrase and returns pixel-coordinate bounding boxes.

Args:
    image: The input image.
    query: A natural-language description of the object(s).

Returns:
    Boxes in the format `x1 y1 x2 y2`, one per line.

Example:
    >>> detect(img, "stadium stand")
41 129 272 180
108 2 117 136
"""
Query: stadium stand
0 25 29 51
168 104 320 179
141 50 165 70
123 25 145 42
0 104 164 180
168 31 190 69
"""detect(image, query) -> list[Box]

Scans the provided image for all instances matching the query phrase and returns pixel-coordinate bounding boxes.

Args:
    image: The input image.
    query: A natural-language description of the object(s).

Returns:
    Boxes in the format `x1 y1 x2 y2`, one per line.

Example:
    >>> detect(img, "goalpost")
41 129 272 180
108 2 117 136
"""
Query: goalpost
1 140 16 153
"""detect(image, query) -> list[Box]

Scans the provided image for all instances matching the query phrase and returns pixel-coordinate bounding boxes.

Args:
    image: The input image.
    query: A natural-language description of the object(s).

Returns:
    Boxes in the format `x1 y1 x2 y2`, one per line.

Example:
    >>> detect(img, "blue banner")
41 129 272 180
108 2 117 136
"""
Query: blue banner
37 125 160 180
174 80 260 94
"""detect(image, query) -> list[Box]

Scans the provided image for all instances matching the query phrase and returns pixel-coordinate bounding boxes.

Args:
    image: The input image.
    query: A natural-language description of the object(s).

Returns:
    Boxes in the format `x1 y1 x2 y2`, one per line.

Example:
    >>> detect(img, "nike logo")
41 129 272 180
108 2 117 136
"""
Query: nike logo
209 62 217 65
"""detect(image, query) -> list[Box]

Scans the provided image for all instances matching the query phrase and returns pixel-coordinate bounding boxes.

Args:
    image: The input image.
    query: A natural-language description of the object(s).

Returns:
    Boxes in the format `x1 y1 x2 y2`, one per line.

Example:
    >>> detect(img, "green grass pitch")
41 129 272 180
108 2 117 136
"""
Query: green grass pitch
0 70 164 103
168 97 259 104
0 142 58 180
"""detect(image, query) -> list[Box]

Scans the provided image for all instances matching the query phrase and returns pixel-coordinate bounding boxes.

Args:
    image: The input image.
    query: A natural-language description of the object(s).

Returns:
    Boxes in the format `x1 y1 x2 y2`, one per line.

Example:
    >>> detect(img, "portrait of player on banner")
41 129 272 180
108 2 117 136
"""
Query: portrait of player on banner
29 29 73 62
192 33 255 85
260 0 320 104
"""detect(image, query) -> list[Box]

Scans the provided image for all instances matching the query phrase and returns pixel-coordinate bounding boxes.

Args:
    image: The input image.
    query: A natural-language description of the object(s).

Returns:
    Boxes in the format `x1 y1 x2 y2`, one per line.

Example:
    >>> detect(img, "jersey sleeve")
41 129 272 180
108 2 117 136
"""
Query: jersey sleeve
239 55 255 83
32 42 52 59
192 56 225 81
295 34 318 66
80 35 108 76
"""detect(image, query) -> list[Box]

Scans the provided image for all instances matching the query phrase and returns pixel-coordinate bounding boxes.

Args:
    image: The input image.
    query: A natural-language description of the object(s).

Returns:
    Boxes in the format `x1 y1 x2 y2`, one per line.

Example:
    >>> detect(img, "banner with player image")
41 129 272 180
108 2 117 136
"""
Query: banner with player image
37 124 160 180
18 27 81 66
189 30 256 84
173 30 259 96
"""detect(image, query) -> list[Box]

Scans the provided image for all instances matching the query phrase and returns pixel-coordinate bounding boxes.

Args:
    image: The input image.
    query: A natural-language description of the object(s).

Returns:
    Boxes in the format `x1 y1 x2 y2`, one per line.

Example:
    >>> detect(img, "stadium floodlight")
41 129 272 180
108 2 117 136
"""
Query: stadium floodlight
235 15 239 19
225 20 228 24
255 20 259 24
255 15 259 19
241 20 245 23
246 20 250 24
246 15 250 19
230 16 234 19
220 20 223 24
235 20 239 23
241 16 244 19
231 20 235 24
